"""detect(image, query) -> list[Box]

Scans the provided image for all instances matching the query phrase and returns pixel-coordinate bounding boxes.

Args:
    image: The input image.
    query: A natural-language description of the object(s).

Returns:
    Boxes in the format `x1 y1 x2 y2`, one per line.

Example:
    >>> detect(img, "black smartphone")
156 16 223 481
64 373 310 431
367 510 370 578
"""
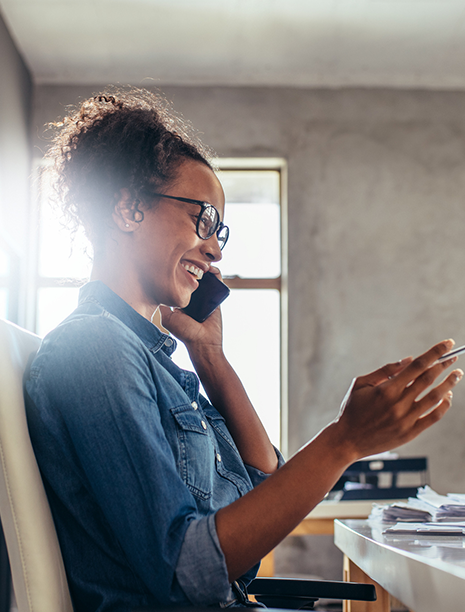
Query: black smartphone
182 271 230 323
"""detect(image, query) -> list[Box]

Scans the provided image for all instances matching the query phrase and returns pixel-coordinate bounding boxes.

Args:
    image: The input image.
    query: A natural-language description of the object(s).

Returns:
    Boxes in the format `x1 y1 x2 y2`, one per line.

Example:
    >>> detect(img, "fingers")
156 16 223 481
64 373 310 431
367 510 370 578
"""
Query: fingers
401 356 457 403
355 340 456 392
158 304 174 326
354 356 413 388
410 368 463 416
208 266 223 280
393 339 455 389
408 391 454 439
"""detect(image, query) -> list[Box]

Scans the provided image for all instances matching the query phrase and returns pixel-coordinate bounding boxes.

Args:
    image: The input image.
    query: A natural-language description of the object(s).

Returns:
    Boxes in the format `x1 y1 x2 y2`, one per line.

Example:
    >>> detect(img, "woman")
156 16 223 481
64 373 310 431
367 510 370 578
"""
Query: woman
25 88 463 612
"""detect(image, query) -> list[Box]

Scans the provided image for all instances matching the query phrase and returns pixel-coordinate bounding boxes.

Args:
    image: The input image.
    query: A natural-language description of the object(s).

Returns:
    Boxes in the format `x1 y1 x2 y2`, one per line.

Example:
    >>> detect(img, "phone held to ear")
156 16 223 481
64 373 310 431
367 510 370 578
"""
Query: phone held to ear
182 272 230 323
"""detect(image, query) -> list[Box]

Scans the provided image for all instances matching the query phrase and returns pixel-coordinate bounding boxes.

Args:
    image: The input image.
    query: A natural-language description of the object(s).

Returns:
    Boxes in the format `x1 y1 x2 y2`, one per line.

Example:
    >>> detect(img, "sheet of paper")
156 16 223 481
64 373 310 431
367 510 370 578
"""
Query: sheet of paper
384 522 465 535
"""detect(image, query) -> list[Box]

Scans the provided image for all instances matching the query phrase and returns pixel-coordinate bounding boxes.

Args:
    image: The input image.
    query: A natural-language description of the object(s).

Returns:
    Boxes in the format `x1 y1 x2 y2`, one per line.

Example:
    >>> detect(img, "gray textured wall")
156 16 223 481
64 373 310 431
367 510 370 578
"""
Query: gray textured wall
0 11 32 257
34 85 465 498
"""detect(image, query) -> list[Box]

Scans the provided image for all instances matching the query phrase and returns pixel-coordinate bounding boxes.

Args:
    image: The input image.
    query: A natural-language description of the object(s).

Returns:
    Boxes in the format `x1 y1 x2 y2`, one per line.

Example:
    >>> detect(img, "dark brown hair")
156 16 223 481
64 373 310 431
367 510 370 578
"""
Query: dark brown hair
45 86 214 248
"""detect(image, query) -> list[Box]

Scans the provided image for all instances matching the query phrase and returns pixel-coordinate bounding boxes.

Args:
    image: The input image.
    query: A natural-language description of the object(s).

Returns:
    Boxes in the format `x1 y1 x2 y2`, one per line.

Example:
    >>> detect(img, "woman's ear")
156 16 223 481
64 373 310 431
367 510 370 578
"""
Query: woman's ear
112 188 139 231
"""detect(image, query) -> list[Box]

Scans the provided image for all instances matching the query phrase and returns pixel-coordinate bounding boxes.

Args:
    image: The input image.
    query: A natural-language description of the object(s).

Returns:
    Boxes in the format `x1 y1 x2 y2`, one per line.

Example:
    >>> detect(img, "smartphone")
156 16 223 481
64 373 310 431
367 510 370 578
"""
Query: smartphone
438 345 465 363
182 271 230 323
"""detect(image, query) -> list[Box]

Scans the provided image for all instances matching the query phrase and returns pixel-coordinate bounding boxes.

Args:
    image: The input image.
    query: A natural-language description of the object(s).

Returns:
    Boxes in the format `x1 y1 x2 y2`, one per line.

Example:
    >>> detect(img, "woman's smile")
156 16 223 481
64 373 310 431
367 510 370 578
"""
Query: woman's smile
181 261 206 281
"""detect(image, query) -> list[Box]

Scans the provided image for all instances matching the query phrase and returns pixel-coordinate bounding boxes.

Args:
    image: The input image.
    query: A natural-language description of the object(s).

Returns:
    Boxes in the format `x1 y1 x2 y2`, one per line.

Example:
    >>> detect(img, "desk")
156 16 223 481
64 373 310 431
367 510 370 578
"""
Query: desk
334 519 465 612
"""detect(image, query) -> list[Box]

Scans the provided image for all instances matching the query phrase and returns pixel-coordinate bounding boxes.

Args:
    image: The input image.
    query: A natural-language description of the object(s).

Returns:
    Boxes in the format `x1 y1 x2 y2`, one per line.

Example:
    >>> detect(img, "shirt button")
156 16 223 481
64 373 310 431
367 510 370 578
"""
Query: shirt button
201 420 207 430
191 401 198 410
164 337 173 347
217 453 222 462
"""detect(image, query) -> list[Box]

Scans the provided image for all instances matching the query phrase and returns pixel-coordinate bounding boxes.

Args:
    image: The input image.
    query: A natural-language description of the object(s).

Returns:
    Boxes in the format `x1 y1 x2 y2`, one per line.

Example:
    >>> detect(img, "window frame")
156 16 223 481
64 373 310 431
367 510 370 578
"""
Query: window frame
215 158 288 457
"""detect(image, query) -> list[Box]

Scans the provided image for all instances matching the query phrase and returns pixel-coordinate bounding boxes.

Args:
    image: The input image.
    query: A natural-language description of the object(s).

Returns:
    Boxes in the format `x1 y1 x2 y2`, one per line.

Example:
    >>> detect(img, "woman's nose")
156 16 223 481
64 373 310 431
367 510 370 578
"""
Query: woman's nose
203 235 223 262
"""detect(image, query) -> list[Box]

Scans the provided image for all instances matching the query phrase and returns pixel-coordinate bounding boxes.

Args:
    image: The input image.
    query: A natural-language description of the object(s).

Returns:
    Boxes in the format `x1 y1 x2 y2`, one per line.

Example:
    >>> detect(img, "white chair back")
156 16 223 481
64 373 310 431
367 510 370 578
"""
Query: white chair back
0 320 73 612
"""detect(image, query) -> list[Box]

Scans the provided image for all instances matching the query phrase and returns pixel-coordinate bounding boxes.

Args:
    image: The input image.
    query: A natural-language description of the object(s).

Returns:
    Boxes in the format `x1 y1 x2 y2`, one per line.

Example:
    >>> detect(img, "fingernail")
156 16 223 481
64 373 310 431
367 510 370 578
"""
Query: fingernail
454 369 464 382
447 391 453 398
398 356 412 366
445 338 456 348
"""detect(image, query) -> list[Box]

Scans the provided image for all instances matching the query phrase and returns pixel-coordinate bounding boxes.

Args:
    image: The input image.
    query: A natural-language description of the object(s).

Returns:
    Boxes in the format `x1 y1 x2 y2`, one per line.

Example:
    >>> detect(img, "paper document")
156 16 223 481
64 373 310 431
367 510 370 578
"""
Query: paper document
370 486 465 524
384 522 465 535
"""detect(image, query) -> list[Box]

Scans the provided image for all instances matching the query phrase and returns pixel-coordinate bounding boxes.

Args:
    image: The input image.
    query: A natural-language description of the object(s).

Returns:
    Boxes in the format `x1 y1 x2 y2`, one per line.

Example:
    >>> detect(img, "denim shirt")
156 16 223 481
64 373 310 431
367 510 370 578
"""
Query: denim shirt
25 281 283 612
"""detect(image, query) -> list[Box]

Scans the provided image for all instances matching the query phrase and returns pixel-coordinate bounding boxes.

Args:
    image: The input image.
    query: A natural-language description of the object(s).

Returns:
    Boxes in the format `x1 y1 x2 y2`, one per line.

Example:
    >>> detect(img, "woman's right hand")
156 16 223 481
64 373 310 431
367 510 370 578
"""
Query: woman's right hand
216 339 463 582
332 339 463 461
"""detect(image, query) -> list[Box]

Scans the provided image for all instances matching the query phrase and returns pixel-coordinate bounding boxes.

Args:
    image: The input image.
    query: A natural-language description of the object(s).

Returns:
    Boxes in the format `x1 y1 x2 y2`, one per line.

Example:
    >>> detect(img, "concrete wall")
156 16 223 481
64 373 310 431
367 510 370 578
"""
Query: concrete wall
34 85 465 498
0 11 32 258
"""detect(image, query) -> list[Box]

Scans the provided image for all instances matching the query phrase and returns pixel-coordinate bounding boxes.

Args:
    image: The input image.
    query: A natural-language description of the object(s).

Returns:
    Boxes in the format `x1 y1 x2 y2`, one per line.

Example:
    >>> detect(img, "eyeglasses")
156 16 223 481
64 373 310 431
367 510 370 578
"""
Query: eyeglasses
151 193 229 250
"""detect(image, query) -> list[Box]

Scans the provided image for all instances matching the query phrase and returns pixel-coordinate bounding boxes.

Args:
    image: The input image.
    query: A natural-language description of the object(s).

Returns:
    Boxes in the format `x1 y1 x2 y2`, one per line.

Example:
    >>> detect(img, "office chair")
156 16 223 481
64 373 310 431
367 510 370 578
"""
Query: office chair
0 319 375 611
0 319 73 612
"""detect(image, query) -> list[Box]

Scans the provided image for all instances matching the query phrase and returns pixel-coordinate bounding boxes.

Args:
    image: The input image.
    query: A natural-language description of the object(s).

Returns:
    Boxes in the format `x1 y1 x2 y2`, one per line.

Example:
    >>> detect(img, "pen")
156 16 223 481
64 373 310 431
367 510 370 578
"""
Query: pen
437 345 465 363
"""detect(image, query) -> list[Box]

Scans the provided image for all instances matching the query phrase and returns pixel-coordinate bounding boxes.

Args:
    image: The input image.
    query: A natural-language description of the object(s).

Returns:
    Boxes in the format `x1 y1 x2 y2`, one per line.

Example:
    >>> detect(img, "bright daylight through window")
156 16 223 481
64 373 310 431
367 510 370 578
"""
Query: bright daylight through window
30 159 287 449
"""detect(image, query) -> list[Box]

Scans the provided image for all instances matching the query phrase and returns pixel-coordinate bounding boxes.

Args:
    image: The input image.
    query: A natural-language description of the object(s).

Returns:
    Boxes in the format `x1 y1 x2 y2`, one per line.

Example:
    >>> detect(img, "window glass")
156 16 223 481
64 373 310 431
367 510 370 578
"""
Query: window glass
223 289 280 447
219 203 280 278
38 201 92 279
217 170 281 279
36 287 81 337
171 289 281 448
217 170 280 205
38 166 92 279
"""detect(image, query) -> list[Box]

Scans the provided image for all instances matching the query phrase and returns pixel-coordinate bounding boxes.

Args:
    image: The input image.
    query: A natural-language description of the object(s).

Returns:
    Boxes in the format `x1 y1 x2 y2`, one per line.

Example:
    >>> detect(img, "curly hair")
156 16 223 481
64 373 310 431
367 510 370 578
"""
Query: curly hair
44 86 215 248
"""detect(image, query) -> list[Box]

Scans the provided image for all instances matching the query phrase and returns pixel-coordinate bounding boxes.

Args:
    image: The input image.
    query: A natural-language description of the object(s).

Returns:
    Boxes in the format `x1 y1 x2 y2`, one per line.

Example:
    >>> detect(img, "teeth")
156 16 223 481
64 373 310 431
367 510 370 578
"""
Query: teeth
182 263 204 280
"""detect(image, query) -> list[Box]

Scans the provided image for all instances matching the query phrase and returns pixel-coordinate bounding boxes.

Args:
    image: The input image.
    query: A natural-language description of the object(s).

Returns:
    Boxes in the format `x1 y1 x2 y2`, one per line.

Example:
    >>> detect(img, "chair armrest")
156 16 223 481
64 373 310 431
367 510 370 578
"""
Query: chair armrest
132 577 377 611
249 576 376 603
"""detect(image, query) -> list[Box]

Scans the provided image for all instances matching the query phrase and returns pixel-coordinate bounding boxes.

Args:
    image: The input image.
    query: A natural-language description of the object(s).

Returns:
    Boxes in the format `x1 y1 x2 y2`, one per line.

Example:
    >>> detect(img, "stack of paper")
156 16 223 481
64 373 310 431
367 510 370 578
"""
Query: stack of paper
369 486 465 523
384 522 465 535
370 501 432 523
416 486 465 522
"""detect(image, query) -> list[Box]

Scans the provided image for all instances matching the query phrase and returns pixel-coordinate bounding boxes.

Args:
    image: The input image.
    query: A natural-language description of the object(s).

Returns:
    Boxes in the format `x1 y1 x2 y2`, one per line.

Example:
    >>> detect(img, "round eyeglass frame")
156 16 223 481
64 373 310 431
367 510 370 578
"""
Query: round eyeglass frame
150 192 229 249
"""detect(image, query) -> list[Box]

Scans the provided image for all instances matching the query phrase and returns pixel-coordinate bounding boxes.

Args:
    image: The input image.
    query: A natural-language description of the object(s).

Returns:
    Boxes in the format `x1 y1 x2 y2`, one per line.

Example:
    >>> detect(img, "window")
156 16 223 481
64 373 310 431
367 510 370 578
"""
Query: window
29 162 92 335
171 159 287 450
29 158 288 452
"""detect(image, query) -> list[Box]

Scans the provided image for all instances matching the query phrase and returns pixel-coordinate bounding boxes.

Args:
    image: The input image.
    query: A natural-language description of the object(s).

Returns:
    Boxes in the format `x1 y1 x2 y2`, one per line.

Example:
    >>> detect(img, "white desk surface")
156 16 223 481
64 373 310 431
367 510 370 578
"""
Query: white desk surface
334 518 465 612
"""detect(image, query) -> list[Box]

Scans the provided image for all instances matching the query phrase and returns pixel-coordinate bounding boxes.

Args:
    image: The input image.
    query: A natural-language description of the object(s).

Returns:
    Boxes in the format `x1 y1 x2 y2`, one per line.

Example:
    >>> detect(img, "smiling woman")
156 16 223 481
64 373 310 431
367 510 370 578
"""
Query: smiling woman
23 86 464 612
26 87 283 611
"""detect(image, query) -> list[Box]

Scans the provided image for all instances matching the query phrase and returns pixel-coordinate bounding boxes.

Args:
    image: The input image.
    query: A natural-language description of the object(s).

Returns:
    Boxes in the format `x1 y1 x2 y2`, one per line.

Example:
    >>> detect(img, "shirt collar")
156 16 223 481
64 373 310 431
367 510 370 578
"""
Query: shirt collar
78 281 177 356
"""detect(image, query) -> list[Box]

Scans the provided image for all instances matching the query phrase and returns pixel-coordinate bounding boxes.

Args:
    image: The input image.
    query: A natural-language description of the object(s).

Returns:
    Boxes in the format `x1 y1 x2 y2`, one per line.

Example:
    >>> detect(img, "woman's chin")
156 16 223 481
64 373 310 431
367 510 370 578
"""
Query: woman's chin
176 290 195 310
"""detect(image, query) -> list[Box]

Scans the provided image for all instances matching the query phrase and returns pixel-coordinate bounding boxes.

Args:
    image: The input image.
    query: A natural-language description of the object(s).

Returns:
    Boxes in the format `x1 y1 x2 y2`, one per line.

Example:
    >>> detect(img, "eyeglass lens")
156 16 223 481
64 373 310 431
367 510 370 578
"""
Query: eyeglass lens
216 226 229 249
198 206 228 249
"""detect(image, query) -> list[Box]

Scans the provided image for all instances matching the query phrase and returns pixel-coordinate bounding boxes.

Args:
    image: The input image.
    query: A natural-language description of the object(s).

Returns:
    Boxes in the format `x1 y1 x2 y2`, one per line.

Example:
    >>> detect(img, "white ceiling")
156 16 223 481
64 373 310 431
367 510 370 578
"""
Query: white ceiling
2 0 465 89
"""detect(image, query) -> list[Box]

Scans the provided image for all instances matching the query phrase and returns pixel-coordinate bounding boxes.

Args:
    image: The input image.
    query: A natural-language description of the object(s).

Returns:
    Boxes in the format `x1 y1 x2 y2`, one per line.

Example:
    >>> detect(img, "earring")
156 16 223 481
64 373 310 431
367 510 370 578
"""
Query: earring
125 223 130 228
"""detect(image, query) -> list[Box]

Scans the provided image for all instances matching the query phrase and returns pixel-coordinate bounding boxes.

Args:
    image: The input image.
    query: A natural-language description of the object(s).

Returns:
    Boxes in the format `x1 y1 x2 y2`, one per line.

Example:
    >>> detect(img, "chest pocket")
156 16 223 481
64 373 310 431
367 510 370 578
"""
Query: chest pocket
170 405 215 500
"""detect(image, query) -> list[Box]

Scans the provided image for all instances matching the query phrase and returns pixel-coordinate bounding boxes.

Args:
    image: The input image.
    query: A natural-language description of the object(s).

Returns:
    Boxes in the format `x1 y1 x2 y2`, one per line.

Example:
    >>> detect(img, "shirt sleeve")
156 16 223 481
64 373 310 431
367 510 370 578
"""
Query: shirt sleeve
28 315 234 606
176 514 234 605
245 446 286 487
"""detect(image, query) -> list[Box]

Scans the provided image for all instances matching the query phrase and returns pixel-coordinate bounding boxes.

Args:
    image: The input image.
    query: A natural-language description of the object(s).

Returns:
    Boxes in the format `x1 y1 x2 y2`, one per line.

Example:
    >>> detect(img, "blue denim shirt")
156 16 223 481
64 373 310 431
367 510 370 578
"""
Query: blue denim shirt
25 281 283 612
